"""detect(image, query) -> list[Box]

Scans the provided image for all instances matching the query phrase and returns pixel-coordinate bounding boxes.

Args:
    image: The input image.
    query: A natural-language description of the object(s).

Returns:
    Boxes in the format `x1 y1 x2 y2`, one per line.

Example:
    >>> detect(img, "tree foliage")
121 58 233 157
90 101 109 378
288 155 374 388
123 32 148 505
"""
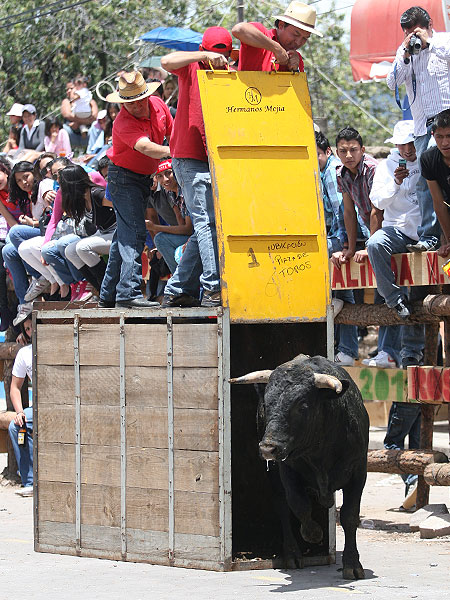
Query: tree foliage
0 0 400 145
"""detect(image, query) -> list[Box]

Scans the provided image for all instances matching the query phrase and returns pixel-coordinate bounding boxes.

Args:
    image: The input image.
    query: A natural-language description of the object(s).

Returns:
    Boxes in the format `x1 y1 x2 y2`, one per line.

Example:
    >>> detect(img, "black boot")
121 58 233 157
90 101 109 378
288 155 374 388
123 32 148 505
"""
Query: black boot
89 259 107 289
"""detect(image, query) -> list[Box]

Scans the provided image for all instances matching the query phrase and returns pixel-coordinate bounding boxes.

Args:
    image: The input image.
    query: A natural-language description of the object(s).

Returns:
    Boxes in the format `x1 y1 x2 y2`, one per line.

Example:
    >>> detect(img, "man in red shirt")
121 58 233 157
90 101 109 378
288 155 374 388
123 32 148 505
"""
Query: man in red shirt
160 27 232 307
99 71 173 308
232 1 322 71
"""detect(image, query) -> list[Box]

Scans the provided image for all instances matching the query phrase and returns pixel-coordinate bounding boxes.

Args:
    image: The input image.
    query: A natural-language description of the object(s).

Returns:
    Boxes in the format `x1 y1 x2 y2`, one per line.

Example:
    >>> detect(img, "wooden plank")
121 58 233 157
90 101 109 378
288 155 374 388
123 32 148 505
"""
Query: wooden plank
126 487 168 532
37 520 76 548
124 323 218 367
126 528 168 558
38 406 75 444
0 429 9 453
81 406 120 445
126 448 219 493
79 324 120 365
407 366 450 404
126 487 219 537
126 407 219 451
36 324 74 365
37 365 75 405
174 491 219 537
126 367 219 409
174 532 220 563
38 442 75 482
364 401 391 428
343 366 408 403
331 251 448 290
38 481 75 523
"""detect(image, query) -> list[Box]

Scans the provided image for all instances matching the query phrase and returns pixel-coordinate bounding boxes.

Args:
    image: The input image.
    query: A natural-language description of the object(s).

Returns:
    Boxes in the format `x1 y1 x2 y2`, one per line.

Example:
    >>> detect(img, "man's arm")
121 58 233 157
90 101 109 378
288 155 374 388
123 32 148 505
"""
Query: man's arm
10 375 25 426
370 206 384 235
161 51 227 72
232 22 289 65
428 180 450 253
386 44 410 90
134 138 170 159
342 191 358 257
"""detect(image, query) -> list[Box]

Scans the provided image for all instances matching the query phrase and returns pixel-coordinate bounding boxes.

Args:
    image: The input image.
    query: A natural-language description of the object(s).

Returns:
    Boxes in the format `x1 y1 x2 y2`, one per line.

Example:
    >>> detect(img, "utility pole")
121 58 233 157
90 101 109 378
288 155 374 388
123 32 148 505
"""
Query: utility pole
237 0 244 23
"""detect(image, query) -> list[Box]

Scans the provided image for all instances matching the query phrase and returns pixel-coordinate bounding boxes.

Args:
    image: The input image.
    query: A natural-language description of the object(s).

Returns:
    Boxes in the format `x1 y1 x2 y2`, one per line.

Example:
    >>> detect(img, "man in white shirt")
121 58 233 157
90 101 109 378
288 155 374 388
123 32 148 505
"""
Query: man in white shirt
366 120 424 368
386 6 450 252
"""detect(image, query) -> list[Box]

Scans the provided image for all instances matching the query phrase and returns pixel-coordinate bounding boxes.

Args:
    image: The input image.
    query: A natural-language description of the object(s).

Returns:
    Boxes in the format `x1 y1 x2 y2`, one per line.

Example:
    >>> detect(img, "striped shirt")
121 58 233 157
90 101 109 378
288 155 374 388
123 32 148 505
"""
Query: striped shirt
386 32 450 137
337 154 378 228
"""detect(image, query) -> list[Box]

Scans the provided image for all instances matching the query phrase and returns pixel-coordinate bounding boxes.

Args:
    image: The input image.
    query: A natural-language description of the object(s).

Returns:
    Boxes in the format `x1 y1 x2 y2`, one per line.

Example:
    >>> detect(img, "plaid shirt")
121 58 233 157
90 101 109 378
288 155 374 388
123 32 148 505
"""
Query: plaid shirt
321 155 370 245
337 154 378 228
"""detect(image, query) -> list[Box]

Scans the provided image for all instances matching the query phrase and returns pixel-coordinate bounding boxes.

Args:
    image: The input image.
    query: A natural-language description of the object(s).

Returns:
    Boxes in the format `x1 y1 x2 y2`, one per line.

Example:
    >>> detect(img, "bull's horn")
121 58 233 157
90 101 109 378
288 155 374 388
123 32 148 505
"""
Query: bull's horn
229 370 273 384
313 373 343 393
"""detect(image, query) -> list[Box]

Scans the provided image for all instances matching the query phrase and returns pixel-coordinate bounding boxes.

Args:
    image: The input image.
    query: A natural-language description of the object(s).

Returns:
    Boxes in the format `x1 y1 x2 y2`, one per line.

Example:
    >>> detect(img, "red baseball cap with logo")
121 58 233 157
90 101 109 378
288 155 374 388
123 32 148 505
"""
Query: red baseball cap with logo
201 26 232 52
155 159 172 174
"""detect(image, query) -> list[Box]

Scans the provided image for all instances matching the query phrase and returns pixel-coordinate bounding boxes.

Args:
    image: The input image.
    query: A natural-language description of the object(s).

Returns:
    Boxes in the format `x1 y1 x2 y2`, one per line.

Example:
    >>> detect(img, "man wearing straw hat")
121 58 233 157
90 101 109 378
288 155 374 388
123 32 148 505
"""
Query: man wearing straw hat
98 71 173 308
232 1 322 71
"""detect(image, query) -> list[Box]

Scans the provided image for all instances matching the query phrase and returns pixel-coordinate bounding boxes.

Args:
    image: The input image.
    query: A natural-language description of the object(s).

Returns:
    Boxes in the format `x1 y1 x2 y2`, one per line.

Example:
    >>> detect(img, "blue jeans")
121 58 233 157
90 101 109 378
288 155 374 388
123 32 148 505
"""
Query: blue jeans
154 232 190 275
165 158 220 296
367 227 424 363
328 236 359 359
414 125 440 246
384 402 421 487
41 234 83 284
8 407 33 487
63 123 87 149
2 226 42 304
100 164 149 303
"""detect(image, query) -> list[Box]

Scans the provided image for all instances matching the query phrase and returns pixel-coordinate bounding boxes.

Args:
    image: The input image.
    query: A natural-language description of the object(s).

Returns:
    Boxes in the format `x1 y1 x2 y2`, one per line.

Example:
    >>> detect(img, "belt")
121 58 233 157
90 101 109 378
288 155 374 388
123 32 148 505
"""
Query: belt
426 116 436 127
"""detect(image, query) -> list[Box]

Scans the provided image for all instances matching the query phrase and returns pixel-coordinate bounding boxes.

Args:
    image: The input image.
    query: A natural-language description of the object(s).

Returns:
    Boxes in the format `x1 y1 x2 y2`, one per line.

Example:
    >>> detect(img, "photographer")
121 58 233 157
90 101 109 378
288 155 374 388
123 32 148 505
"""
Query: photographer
386 6 450 252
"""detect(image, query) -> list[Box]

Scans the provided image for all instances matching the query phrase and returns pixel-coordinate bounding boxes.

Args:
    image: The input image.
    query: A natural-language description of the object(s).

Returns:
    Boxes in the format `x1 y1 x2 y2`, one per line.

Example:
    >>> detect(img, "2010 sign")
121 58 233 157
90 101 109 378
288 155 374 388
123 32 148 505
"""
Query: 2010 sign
343 367 408 403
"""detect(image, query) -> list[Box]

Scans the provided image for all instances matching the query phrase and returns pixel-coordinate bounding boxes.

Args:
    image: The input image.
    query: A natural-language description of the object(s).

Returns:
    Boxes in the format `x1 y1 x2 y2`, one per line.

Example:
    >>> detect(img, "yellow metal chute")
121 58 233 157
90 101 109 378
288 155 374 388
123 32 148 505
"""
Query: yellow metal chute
197 70 330 323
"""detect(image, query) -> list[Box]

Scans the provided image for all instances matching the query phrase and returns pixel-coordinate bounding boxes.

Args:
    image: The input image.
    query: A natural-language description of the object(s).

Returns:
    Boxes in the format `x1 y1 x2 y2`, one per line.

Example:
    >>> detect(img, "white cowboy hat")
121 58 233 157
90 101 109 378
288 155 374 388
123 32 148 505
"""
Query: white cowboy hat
106 71 161 104
273 2 323 37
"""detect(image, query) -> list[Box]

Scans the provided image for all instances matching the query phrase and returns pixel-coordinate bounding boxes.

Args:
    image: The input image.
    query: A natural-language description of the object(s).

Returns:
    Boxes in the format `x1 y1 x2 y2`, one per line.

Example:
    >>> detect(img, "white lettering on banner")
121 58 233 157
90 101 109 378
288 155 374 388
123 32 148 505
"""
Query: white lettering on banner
331 251 448 290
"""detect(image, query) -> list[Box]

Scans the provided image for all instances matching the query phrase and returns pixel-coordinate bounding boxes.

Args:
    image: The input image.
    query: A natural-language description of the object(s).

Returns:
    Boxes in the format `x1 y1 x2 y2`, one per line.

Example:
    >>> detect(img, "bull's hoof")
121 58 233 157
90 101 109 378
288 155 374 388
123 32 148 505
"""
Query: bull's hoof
342 566 365 580
300 520 323 545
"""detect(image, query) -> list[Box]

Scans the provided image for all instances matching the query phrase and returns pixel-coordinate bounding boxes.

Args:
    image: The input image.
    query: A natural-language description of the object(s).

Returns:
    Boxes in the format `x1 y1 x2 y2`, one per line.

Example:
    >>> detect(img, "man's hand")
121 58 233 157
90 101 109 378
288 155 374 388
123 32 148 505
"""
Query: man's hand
273 44 289 66
412 26 431 48
14 411 26 427
331 248 355 268
287 50 300 71
145 219 157 232
438 243 450 257
394 164 409 184
354 248 368 263
202 52 228 68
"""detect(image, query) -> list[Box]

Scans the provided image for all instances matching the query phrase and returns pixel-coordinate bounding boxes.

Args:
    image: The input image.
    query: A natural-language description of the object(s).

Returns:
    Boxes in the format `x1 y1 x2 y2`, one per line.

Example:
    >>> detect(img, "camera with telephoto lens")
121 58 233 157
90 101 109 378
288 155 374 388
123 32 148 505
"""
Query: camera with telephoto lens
407 34 422 55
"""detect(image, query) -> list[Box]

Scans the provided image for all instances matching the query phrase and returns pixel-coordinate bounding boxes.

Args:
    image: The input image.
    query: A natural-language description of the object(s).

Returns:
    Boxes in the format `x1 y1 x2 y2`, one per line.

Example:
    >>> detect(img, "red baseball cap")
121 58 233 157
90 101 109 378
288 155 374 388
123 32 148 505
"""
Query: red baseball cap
155 159 172 174
202 26 232 52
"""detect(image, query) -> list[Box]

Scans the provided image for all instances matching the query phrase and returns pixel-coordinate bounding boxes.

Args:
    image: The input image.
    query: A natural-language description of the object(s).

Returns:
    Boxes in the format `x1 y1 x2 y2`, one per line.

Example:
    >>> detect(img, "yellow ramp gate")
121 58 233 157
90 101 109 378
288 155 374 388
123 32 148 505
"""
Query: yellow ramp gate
198 71 330 323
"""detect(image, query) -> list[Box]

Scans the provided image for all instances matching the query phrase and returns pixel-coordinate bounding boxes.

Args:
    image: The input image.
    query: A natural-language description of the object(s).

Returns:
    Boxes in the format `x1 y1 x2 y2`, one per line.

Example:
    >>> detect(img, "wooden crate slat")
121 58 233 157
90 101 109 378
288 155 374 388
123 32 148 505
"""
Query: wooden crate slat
38 406 75 444
39 481 75 523
37 365 75 404
36 324 74 365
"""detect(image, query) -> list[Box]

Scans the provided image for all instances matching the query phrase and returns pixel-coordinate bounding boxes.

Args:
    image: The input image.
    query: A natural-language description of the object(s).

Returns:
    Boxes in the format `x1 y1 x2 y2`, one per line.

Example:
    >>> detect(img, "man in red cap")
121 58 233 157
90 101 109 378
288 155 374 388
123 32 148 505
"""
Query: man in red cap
232 1 322 71
160 26 232 307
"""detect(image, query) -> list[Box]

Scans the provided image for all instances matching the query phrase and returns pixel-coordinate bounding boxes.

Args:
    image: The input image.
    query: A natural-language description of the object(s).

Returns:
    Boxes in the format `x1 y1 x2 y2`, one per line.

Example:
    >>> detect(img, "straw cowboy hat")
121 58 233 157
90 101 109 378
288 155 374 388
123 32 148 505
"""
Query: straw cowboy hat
273 1 323 37
106 71 161 103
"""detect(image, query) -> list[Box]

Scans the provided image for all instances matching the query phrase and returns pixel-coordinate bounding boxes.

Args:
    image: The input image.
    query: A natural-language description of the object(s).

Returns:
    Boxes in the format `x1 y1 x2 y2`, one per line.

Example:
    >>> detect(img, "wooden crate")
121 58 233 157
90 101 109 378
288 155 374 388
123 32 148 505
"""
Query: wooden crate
33 308 334 571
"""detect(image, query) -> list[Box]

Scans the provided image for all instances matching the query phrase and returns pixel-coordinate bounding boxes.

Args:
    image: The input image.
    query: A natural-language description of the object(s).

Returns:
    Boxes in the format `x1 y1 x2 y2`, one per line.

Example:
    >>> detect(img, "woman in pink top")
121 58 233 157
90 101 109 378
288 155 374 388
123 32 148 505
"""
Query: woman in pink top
44 117 72 158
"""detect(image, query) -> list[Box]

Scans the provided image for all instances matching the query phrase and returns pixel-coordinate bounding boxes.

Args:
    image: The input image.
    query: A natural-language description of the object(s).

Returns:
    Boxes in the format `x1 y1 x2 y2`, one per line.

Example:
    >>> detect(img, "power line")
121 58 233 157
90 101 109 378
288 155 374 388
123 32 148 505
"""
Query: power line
0 0 96 30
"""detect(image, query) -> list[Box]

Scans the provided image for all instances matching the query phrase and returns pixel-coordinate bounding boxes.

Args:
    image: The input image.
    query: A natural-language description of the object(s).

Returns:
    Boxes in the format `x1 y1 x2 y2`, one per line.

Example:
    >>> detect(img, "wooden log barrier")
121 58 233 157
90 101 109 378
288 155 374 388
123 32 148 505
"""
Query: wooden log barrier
423 463 450 486
334 301 439 326
367 449 448 475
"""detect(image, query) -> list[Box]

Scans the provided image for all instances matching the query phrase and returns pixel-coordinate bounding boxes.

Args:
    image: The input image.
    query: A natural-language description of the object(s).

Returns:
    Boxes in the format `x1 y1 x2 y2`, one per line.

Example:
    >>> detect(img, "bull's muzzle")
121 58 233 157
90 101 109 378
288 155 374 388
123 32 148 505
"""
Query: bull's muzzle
259 440 285 461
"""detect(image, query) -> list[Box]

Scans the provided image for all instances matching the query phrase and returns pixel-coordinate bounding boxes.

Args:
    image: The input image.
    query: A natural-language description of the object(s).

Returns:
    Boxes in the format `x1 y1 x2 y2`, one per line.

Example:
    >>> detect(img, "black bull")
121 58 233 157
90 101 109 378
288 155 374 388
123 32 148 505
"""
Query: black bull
230 353 369 580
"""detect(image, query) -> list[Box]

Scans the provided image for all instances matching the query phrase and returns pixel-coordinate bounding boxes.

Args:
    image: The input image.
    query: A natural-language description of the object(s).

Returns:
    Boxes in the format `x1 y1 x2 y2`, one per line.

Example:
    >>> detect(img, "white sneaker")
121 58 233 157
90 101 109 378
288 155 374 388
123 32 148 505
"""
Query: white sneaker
335 351 355 366
332 298 344 316
15 486 33 497
361 350 396 368
12 302 33 327
24 276 50 302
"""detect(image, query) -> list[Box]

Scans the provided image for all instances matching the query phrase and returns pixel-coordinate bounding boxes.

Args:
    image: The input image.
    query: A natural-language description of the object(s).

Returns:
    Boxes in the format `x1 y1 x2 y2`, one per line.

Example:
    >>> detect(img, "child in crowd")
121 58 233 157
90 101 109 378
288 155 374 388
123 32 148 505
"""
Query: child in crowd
44 117 72 158
69 76 93 135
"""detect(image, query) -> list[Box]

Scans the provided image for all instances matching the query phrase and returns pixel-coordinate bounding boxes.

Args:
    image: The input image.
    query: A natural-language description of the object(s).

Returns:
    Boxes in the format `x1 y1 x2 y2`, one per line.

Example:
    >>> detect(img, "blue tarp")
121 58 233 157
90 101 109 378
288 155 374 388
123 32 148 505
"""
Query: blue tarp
140 27 202 52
